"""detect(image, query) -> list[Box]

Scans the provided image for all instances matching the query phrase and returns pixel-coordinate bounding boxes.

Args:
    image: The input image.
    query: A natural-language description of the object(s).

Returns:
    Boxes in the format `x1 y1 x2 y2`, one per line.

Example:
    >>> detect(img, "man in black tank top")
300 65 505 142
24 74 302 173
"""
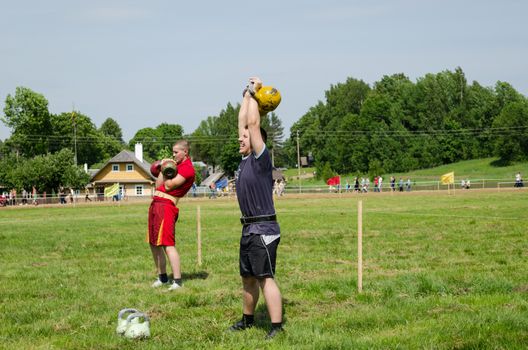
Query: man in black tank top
228 77 283 340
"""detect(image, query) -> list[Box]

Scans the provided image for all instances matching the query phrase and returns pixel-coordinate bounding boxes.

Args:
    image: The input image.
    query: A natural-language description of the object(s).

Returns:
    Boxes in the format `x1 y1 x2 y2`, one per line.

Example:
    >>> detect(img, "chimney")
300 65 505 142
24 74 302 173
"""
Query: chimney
84 163 88 173
135 143 143 162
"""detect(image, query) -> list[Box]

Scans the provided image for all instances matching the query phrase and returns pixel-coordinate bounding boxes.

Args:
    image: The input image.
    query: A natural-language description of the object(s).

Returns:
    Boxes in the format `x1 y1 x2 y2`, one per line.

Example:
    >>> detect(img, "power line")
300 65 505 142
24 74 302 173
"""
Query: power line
3 125 526 146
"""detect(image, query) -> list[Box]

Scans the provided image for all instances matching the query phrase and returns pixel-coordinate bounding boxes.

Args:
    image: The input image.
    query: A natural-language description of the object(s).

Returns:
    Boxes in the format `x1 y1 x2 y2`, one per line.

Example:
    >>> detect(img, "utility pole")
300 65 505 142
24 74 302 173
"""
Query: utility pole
296 130 301 193
72 108 77 166
271 132 275 168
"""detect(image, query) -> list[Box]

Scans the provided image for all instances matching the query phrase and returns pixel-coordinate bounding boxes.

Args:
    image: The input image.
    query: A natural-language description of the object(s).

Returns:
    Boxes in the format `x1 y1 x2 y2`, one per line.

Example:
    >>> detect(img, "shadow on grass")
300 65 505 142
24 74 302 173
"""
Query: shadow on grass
181 271 209 280
490 158 511 167
251 300 288 329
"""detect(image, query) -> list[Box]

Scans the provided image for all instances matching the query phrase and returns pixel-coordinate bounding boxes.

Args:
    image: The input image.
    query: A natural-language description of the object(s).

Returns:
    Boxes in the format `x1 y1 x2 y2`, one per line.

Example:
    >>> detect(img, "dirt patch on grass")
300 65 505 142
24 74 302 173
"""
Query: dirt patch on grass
513 284 528 293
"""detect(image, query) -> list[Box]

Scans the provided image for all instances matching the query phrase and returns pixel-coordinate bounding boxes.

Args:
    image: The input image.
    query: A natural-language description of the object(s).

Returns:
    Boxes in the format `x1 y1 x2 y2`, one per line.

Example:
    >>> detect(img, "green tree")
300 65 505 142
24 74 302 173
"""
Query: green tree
465 82 499 157
191 116 219 168
2 87 52 157
50 111 105 166
219 138 241 176
129 123 184 162
0 149 90 193
316 161 335 182
492 101 528 163
261 112 286 167
193 165 203 185
156 146 173 160
494 81 523 111
99 118 124 143
99 134 124 163
191 103 238 172
0 139 6 160
157 123 184 143
128 127 159 161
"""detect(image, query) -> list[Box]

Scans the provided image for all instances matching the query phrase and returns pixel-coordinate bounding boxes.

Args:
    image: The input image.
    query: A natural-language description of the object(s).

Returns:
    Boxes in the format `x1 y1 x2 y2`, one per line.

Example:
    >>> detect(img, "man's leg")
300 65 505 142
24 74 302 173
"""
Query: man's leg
259 277 282 323
260 277 284 339
229 276 259 331
163 245 181 280
150 244 166 274
150 244 170 286
242 276 260 315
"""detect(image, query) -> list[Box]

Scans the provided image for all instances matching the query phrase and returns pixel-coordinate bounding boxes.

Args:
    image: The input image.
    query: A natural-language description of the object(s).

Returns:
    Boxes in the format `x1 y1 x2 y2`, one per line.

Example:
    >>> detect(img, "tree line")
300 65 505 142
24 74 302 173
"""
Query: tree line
1 67 527 192
0 87 189 192
283 67 528 180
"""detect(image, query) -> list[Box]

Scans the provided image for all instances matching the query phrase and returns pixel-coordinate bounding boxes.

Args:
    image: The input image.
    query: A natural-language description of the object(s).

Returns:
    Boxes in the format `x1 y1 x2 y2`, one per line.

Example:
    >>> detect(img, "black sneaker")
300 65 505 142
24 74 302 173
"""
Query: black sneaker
265 327 283 340
228 320 253 331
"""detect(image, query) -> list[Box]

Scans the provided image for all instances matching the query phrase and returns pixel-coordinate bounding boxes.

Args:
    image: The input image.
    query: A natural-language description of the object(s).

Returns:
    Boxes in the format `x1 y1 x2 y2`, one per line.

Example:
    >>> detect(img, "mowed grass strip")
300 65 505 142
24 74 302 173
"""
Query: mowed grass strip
1 191 527 349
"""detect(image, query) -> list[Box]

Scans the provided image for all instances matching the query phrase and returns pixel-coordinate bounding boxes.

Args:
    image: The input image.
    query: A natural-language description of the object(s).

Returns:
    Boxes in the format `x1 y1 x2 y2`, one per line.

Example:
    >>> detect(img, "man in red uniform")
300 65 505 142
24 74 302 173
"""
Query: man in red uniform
148 140 195 290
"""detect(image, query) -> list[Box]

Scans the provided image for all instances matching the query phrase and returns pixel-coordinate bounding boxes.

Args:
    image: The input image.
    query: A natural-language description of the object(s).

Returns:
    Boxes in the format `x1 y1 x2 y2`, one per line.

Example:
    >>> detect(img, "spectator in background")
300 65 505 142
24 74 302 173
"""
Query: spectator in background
21 188 28 205
406 178 412 192
398 178 404 192
278 180 285 196
59 187 67 204
32 186 38 205
7 189 16 205
390 176 395 192
515 172 523 188
85 188 92 202
273 180 280 196
209 182 217 199
378 176 383 192
354 177 360 192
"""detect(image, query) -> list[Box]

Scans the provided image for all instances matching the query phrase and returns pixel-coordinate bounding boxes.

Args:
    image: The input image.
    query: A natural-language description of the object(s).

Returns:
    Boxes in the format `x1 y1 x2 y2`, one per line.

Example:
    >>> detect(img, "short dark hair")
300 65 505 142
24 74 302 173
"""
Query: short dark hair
174 140 189 152
244 126 268 144
260 127 268 144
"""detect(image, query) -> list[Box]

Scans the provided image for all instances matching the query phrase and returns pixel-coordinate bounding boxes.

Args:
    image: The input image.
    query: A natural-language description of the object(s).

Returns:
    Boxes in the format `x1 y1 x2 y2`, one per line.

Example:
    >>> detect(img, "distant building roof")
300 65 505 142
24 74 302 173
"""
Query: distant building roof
90 150 155 182
201 171 224 186
272 169 285 181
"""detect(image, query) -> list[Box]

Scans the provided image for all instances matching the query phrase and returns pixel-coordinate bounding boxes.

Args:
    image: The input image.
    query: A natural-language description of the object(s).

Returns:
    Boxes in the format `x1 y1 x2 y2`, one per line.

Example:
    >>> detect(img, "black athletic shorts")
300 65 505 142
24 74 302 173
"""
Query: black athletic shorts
239 234 280 278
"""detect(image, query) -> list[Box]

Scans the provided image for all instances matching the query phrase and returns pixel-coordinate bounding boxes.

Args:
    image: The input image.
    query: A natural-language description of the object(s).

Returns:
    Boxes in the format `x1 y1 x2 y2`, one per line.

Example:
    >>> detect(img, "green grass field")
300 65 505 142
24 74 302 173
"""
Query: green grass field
1 190 528 349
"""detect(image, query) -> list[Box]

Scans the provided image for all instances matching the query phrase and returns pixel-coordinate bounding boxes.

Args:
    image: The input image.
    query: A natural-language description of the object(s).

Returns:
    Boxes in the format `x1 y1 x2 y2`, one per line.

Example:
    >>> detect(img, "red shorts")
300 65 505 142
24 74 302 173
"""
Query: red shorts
147 198 179 246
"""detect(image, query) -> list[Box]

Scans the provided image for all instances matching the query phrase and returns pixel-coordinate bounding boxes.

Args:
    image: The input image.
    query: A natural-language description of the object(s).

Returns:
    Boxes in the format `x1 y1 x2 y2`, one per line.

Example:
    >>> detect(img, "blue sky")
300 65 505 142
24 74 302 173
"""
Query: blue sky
1 0 527 142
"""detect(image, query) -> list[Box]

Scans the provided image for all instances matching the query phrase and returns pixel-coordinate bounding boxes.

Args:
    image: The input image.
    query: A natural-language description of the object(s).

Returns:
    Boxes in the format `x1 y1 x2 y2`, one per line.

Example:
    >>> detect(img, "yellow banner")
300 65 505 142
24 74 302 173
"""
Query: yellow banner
104 183 119 197
440 172 454 185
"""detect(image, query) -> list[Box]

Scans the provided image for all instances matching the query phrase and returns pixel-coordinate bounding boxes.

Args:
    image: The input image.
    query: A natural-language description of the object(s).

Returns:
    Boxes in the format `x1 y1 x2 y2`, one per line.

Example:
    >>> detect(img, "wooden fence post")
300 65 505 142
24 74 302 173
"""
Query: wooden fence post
358 200 363 293
197 205 202 266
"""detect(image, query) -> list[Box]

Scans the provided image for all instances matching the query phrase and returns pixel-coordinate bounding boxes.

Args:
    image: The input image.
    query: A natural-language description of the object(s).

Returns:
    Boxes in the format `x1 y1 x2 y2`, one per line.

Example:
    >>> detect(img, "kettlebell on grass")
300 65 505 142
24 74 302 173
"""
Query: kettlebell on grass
116 308 139 335
123 312 151 339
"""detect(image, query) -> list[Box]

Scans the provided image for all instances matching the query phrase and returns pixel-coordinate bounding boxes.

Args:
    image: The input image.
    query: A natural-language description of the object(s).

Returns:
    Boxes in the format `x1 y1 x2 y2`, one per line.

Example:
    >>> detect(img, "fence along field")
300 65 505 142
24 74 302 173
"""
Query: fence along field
1 190 527 349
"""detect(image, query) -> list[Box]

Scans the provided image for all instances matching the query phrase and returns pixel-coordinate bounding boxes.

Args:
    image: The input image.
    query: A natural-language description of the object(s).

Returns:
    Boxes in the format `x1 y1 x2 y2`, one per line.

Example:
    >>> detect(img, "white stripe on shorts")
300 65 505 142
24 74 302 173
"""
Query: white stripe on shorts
261 234 280 245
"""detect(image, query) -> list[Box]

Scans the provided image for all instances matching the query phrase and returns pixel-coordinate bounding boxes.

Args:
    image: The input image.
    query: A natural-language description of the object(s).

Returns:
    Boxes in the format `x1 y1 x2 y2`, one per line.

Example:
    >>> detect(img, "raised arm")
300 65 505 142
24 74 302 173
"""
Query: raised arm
239 77 265 155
